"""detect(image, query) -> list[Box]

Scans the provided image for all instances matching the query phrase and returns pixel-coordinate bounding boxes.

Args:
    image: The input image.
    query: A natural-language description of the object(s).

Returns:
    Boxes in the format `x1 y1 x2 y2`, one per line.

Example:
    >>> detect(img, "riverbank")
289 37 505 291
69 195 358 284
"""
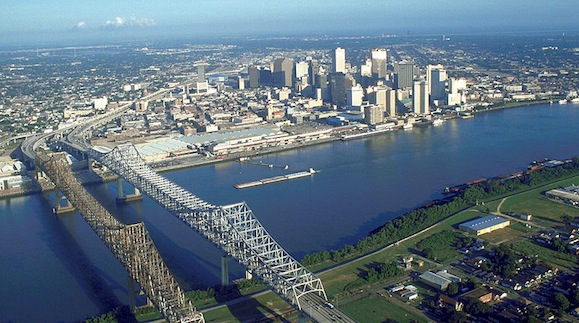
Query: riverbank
0 99 558 201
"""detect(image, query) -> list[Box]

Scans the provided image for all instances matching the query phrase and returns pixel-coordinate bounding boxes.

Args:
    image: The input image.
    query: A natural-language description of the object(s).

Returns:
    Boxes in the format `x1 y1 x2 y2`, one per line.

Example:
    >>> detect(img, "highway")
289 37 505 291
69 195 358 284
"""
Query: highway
300 293 356 323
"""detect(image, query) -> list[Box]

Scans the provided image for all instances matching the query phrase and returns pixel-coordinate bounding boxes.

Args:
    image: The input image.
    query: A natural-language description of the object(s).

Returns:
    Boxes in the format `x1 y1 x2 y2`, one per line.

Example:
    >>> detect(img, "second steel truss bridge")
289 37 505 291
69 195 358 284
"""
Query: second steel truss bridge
88 143 331 316
36 151 204 323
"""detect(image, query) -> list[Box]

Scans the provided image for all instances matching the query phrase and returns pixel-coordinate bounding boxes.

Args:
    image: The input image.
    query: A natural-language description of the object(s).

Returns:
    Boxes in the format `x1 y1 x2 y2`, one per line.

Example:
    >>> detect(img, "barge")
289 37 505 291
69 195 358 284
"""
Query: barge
234 168 317 189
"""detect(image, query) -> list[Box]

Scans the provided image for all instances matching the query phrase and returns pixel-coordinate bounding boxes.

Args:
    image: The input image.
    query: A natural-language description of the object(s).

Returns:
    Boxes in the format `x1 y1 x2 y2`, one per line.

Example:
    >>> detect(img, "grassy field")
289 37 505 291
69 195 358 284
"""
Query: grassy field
202 292 294 323
479 226 526 244
498 176 579 226
319 210 478 296
201 175 579 322
340 294 428 323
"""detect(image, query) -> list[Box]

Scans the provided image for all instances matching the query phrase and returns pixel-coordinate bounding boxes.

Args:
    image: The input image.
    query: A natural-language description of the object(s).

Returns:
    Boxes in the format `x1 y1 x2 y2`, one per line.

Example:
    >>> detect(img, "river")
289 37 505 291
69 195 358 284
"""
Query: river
1 103 579 322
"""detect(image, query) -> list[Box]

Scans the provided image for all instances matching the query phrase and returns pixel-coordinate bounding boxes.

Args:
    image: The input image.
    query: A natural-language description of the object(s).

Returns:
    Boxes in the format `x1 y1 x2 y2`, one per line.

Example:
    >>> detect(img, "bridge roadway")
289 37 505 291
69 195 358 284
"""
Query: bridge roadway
25 81 356 322
36 151 204 323
88 144 342 321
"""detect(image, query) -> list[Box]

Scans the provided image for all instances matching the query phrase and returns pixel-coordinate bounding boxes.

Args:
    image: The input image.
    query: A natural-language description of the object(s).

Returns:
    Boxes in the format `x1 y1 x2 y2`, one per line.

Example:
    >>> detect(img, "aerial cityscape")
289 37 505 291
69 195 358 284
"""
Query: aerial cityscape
1 1 578 323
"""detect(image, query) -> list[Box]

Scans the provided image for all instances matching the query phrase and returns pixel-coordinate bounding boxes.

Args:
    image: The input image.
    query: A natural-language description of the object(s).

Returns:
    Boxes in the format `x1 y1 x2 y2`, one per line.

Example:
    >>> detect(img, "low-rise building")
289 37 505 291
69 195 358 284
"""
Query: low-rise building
459 215 510 236
419 271 452 290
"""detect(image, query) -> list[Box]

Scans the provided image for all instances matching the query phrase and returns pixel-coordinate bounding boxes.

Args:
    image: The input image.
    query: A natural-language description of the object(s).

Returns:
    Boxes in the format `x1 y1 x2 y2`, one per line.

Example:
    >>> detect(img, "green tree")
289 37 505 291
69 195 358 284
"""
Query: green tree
447 282 459 296
446 309 467 323
553 292 570 312
560 214 572 224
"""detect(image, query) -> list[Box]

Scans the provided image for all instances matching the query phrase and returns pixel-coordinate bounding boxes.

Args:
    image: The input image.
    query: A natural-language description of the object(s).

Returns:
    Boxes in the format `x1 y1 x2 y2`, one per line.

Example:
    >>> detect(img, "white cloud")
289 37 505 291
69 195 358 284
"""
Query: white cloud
74 21 86 29
105 16 155 28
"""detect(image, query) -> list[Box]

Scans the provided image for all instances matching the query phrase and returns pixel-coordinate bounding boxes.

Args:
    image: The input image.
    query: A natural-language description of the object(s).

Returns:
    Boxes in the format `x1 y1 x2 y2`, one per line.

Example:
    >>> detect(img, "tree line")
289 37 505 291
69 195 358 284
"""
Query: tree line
301 157 579 267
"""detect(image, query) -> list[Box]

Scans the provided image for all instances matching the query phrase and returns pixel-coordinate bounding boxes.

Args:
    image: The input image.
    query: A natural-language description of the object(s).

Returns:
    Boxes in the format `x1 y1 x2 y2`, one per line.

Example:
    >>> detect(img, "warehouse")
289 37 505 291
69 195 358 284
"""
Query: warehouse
419 271 452 290
459 215 510 236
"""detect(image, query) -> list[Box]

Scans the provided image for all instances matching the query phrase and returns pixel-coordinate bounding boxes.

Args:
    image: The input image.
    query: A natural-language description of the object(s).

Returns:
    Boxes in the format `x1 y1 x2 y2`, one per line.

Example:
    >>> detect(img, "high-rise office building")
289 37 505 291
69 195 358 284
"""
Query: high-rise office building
347 84 364 107
413 80 429 115
361 59 373 77
386 89 396 117
238 76 245 90
329 72 346 106
273 58 294 87
196 63 206 81
371 49 388 79
249 67 260 88
364 104 384 125
332 47 346 73
427 64 447 103
394 63 418 90
295 61 309 85
308 59 319 86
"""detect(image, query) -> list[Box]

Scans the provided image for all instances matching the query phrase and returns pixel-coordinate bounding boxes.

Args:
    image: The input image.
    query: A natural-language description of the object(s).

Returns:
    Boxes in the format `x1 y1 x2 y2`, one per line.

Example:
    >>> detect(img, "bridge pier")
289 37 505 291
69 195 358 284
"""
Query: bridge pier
128 276 136 312
116 178 143 203
221 254 229 286
53 190 75 214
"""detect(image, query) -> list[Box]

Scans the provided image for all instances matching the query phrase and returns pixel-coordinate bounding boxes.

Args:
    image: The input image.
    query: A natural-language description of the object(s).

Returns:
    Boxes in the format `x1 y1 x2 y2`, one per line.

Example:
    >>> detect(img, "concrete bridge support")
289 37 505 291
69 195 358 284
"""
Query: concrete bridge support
53 190 75 214
116 178 143 203
221 254 229 286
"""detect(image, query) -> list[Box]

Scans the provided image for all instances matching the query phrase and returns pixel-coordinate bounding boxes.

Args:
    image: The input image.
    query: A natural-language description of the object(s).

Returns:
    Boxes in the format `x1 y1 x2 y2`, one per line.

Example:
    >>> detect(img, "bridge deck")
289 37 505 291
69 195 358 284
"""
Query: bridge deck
36 151 204 323
89 143 333 317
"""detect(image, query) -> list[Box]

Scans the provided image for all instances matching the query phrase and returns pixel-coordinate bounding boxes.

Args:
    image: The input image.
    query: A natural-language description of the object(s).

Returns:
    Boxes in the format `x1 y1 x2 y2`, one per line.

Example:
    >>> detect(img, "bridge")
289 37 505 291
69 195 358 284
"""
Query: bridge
87 144 348 320
35 151 204 323
24 82 356 322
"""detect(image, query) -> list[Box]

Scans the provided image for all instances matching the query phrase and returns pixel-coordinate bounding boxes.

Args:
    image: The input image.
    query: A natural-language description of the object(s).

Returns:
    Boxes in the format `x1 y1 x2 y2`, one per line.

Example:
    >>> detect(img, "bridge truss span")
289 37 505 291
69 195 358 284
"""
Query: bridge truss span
36 151 204 323
89 143 327 310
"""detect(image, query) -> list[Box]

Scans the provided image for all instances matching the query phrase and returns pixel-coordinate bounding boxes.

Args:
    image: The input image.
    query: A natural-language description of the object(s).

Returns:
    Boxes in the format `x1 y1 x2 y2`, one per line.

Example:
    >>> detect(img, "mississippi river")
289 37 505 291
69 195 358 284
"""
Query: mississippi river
1 103 578 321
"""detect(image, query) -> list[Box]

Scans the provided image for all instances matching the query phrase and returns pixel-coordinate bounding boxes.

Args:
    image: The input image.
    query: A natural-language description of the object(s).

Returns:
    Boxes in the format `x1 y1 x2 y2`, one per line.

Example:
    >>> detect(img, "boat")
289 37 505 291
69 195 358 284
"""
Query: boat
431 119 445 126
571 98 579 104
402 124 413 130
460 112 474 119
234 168 316 189
559 99 568 104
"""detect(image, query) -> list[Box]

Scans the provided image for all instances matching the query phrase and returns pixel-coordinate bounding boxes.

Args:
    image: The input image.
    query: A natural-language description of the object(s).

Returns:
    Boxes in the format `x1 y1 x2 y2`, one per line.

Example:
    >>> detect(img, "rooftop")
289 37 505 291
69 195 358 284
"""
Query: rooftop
460 215 509 231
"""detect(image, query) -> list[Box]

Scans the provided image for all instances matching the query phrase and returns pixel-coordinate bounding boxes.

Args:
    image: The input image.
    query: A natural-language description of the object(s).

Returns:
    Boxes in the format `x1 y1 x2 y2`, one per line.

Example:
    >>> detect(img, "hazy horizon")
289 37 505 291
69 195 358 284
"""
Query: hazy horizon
1 0 578 48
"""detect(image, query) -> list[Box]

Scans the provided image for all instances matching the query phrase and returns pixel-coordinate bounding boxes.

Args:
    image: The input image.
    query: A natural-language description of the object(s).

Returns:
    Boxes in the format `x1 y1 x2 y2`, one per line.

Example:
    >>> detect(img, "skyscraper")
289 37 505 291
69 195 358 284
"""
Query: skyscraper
295 61 309 84
196 62 206 81
329 72 346 106
371 49 388 79
308 59 319 86
273 58 294 87
249 66 260 88
347 84 364 107
427 64 447 103
413 80 429 115
386 89 397 117
332 47 346 74
394 62 418 90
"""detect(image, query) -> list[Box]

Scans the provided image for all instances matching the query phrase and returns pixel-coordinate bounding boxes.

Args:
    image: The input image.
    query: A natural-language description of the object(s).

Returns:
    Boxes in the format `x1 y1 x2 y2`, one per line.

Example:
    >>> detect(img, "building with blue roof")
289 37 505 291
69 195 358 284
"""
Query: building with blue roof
459 215 510 236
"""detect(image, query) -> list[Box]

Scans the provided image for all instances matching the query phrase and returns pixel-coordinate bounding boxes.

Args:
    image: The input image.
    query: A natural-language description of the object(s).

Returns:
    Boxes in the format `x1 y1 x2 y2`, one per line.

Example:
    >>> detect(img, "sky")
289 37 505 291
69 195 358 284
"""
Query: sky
1 0 578 47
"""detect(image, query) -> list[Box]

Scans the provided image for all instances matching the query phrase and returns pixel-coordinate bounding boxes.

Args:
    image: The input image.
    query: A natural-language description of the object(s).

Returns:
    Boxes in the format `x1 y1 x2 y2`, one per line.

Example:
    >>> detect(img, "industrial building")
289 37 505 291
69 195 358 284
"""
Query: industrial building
459 215 510 236
419 271 452 290
546 185 579 205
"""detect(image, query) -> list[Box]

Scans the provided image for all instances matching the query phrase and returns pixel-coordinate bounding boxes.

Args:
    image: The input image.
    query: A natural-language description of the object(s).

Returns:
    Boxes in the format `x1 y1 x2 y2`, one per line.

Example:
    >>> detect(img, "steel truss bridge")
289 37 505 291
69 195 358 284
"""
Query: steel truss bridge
36 151 205 323
88 144 331 316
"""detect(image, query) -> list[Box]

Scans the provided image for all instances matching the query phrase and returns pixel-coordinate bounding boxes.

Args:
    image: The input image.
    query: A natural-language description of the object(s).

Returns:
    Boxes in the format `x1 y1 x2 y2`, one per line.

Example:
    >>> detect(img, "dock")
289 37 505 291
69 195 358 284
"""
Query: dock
234 168 316 189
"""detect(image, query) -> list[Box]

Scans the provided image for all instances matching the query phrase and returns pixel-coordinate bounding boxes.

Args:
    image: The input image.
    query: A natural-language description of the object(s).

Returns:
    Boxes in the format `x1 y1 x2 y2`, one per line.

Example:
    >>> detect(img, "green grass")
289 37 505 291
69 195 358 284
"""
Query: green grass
340 294 428 323
416 230 465 263
499 176 579 226
511 240 578 271
510 221 537 233
202 293 294 323
478 226 525 244
134 307 162 322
